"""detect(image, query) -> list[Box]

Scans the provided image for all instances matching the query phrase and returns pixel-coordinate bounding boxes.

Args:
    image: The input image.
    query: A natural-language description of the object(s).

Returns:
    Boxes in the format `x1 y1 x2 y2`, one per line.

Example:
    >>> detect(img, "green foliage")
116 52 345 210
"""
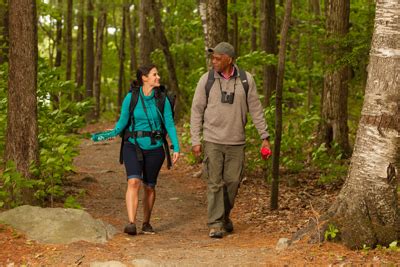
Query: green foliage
0 161 36 209
181 122 197 165
312 143 348 184
0 63 7 160
324 223 340 241
0 60 89 208
64 189 85 209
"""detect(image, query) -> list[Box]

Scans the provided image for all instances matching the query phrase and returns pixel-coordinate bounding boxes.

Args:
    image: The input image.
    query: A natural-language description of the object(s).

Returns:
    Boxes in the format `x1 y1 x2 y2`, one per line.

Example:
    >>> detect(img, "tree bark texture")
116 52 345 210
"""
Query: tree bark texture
309 0 320 16
139 0 152 66
306 0 320 112
320 0 351 157
65 0 73 81
251 0 257 51
5 0 38 178
75 0 84 101
206 0 228 48
198 0 209 66
93 7 106 119
260 0 277 106
127 2 138 77
324 1 400 249
150 0 180 96
0 0 9 64
54 0 62 68
118 1 127 110
270 0 292 210
228 0 238 54
85 0 94 98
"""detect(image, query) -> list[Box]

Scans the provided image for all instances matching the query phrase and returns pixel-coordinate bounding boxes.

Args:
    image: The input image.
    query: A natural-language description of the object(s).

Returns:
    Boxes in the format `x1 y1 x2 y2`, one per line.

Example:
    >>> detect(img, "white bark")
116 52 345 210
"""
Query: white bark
326 0 400 249
199 0 208 64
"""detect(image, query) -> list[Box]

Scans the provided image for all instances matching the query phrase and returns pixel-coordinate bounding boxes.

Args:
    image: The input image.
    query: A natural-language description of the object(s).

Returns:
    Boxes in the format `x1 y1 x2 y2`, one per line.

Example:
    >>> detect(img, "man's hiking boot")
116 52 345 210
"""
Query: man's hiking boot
124 223 137 235
224 218 234 233
142 222 155 234
209 228 224 239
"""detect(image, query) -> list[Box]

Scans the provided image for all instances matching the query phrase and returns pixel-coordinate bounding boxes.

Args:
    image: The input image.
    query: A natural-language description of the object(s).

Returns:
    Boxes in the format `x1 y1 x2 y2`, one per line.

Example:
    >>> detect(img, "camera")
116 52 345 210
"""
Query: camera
151 130 163 141
221 91 235 104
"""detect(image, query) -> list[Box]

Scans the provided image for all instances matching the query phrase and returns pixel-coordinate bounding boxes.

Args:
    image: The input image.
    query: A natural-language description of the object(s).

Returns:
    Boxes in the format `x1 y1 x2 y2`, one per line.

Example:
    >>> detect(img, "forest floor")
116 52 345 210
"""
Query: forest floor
1 121 400 266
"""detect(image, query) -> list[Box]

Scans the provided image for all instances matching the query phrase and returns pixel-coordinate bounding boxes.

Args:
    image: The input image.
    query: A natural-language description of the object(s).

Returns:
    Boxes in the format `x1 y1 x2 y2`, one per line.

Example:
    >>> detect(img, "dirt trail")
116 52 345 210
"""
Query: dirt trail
70 135 274 266
1 122 400 265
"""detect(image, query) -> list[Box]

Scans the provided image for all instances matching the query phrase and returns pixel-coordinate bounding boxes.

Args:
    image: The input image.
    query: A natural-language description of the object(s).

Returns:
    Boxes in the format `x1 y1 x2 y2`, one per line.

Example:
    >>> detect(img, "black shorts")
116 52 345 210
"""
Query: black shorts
122 142 165 187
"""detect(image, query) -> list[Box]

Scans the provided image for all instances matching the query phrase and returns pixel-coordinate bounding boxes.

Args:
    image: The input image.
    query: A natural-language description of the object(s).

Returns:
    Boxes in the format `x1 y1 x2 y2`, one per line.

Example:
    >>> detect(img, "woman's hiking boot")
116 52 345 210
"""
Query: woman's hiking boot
124 223 137 235
142 222 155 234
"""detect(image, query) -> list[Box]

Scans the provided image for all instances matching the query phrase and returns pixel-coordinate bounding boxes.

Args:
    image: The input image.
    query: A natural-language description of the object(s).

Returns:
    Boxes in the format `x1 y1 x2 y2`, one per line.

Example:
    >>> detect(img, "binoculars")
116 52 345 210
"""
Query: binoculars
221 91 235 104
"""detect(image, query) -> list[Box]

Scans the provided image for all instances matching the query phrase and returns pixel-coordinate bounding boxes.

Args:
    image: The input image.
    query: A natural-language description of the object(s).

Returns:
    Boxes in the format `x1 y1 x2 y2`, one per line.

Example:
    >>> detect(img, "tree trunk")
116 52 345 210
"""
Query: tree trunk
150 0 180 96
93 7 106 119
127 1 138 77
320 0 351 157
75 0 84 101
309 0 320 16
260 0 277 106
85 0 94 98
306 0 320 112
118 1 128 110
0 0 9 64
55 0 62 68
5 0 38 178
228 0 238 54
207 0 228 48
198 0 209 65
270 0 292 210
139 0 152 66
65 0 73 81
251 0 257 51
315 1 400 249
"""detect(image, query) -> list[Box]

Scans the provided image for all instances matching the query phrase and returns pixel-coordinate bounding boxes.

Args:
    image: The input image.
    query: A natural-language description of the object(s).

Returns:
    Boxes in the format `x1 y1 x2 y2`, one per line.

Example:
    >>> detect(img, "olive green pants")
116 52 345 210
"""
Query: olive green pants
203 141 245 228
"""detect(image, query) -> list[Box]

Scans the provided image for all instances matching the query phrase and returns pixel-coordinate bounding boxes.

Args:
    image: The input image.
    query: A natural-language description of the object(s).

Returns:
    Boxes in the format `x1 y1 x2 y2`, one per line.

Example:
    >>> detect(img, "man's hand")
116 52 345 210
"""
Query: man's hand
192 145 202 157
261 139 271 150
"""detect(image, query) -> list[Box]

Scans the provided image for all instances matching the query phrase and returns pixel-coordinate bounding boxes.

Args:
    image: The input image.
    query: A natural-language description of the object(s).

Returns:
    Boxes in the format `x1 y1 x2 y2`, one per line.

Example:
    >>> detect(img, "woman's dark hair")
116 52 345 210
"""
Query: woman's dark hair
132 63 157 87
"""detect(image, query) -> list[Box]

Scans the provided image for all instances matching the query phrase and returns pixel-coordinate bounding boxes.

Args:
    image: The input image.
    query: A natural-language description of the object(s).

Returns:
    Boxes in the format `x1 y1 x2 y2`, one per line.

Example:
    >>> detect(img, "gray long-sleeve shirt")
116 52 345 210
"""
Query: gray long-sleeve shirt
190 67 269 146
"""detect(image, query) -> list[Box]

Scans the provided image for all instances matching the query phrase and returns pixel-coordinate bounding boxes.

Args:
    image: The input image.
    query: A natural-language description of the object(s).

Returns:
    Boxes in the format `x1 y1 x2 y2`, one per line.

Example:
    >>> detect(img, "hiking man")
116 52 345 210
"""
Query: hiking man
190 42 271 238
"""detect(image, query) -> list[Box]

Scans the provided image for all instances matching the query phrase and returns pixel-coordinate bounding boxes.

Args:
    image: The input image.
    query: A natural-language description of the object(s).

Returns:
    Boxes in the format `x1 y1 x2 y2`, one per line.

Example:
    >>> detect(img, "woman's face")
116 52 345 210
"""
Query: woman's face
142 68 160 88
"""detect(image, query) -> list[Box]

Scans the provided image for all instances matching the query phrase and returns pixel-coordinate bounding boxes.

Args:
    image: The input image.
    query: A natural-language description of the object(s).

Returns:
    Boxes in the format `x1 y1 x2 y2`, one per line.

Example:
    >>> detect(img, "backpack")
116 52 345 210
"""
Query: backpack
119 84 176 169
204 68 249 104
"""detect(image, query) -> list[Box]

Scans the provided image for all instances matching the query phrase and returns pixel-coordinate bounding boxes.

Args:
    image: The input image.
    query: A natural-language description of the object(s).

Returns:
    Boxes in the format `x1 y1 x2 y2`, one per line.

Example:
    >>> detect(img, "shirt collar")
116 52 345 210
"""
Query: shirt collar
218 65 236 80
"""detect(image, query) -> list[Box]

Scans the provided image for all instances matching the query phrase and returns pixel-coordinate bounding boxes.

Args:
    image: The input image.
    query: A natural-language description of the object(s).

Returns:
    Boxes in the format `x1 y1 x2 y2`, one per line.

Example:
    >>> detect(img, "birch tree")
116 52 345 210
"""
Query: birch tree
303 1 400 249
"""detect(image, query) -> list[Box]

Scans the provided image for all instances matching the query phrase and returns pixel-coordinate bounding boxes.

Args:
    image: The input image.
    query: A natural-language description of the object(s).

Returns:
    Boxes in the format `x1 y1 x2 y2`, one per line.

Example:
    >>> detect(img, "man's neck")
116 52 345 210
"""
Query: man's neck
220 65 234 79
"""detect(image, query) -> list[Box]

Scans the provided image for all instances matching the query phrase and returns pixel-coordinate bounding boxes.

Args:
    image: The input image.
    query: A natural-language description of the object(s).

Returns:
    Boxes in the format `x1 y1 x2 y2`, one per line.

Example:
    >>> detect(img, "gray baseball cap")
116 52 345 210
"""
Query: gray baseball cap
208 42 235 58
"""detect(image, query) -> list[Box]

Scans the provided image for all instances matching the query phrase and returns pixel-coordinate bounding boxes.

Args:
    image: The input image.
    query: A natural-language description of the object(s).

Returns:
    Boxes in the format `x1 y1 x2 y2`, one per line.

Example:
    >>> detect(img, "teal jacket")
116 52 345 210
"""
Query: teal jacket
93 87 180 152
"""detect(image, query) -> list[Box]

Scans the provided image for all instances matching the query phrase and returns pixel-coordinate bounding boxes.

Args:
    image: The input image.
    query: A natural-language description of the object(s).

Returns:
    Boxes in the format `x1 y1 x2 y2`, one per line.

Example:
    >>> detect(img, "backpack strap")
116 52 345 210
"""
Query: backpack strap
238 69 249 98
205 70 215 105
154 86 174 169
119 85 140 164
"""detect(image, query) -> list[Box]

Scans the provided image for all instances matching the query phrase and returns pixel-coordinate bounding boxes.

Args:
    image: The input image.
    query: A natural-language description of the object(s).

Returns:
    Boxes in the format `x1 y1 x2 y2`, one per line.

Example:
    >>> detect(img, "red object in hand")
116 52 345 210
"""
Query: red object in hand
260 147 272 160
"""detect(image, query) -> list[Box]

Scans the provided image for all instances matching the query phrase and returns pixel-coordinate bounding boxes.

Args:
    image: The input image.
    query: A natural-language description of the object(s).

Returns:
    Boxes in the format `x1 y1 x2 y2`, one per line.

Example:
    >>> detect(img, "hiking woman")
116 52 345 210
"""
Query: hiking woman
92 64 180 235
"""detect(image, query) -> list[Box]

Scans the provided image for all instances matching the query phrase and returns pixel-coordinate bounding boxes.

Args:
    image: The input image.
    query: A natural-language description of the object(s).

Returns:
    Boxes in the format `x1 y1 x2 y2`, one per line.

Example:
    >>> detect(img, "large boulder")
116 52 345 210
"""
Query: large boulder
0 205 117 244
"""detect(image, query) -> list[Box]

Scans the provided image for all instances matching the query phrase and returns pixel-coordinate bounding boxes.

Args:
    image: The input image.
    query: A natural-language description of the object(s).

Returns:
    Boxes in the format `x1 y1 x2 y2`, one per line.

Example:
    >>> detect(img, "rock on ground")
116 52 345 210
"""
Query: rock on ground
0 205 117 244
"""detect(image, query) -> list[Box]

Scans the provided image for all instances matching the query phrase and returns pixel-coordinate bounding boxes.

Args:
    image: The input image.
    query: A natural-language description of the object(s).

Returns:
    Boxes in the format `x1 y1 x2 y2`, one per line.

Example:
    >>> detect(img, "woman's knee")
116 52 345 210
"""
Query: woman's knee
127 178 141 189
143 184 155 193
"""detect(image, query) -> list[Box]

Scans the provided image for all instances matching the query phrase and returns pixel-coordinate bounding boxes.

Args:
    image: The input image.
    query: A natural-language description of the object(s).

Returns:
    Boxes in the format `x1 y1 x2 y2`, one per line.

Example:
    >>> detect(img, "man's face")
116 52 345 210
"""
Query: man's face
211 53 232 72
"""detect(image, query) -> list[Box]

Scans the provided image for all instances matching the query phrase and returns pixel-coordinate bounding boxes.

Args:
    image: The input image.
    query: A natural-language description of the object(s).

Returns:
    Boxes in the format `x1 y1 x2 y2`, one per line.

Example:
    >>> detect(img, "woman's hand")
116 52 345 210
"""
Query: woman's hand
172 152 180 164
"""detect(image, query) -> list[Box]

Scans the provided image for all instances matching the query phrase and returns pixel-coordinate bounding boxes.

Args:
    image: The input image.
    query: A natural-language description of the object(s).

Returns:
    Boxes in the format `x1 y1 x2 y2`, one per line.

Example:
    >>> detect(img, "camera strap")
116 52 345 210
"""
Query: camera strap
218 77 237 94
139 92 158 145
